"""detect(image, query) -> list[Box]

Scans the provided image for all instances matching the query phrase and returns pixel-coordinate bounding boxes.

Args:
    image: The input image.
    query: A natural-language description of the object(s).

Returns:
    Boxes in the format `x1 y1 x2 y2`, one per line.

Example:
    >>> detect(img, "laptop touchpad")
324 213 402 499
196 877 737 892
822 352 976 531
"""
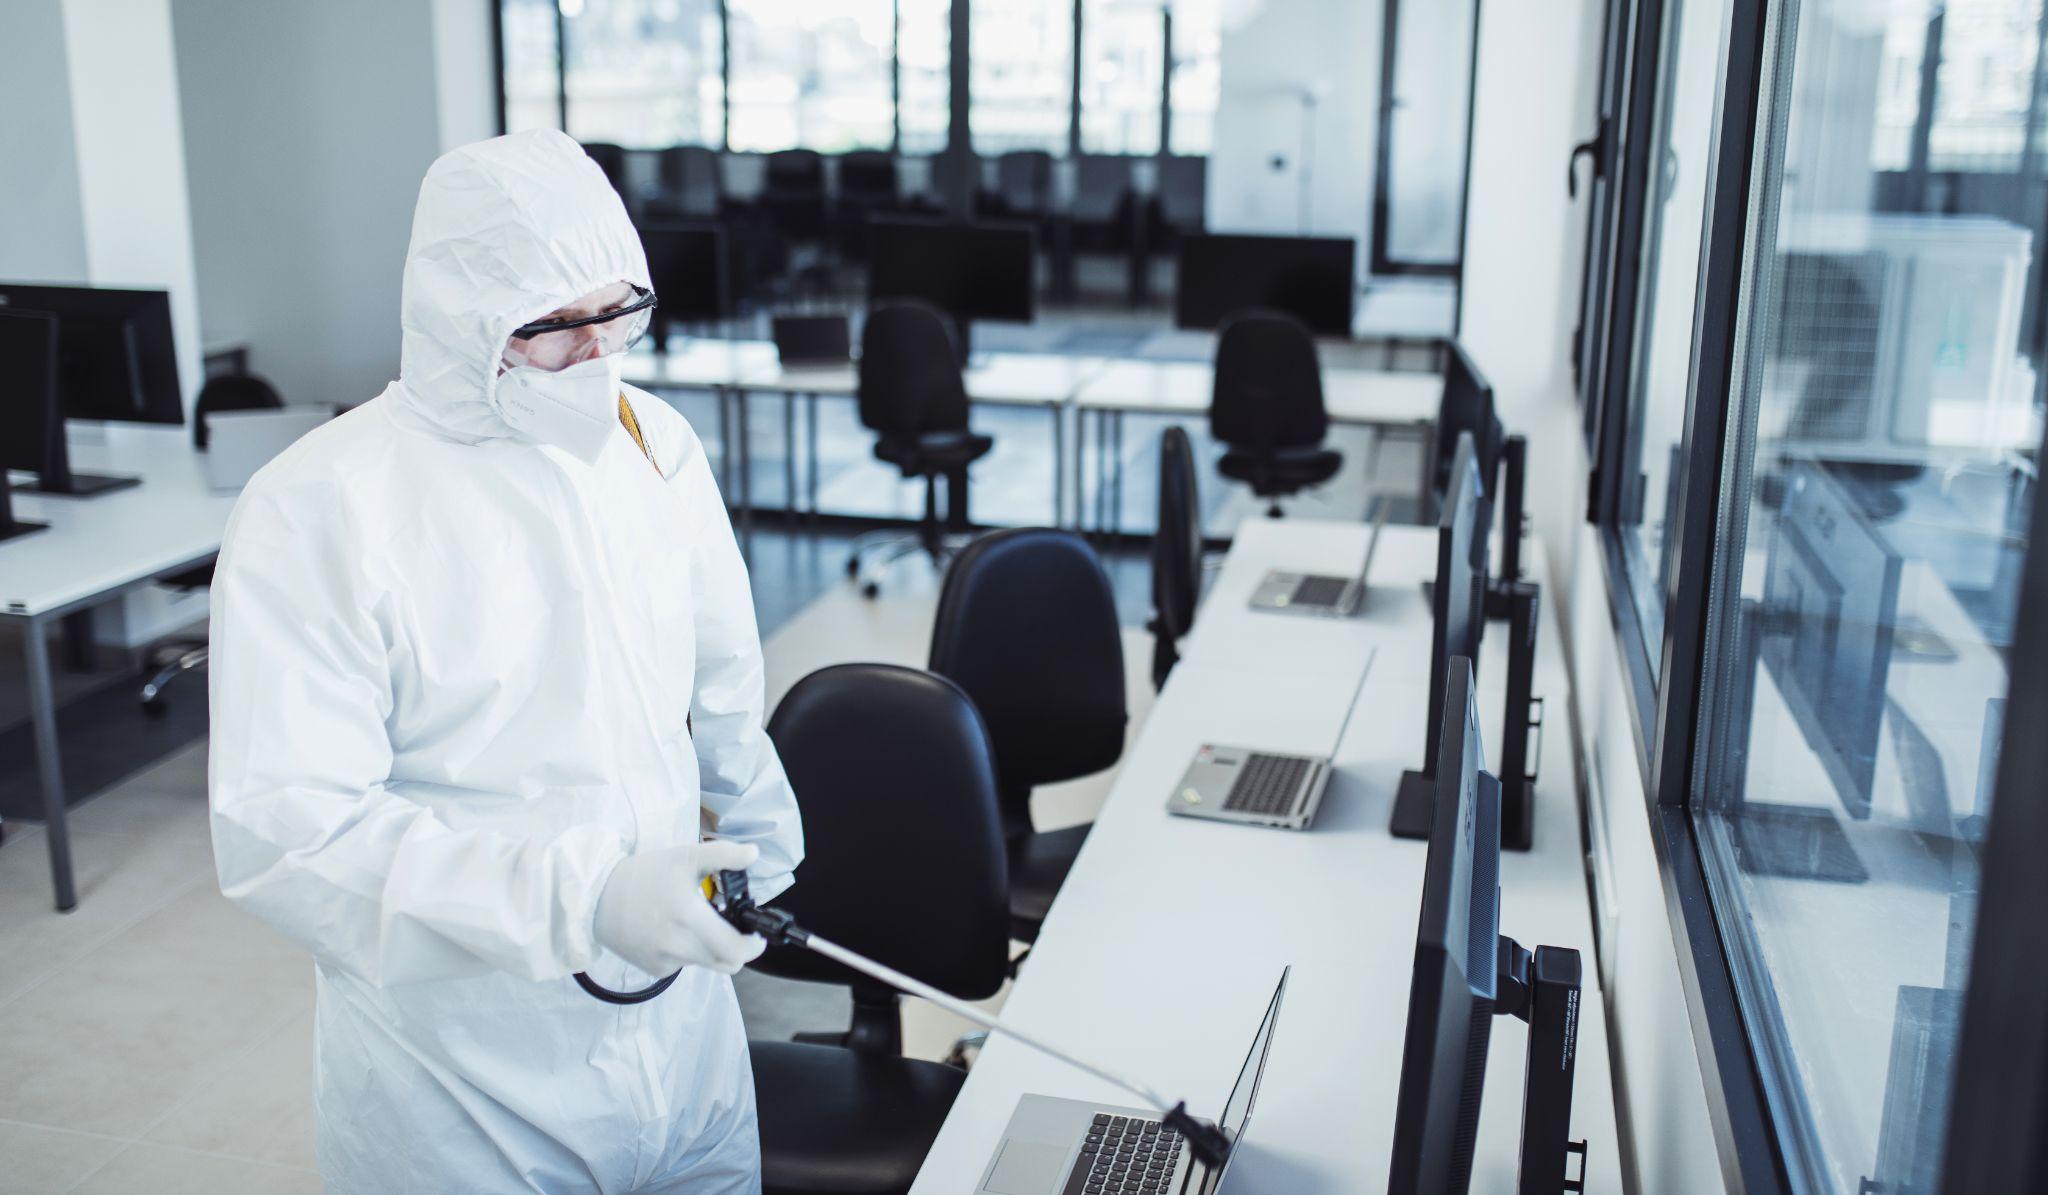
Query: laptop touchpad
983 1140 1070 1193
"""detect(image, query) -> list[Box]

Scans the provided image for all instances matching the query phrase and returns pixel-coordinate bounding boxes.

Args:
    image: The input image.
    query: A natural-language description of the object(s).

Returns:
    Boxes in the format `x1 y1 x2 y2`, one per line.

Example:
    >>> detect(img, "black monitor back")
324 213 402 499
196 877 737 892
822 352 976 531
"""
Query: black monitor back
640 224 730 324
1174 233 1354 336
1435 341 1503 503
868 217 1036 324
0 283 181 424
1423 433 1487 776
1389 656 1501 1194
1761 458 1901 819
0 310 63 475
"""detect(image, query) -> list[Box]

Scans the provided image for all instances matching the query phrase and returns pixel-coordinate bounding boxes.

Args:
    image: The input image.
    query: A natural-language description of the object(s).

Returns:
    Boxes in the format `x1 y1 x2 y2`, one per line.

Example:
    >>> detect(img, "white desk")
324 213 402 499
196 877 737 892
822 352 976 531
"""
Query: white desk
3 428 241 910
911 521 1617 1192
1072 362 1444 534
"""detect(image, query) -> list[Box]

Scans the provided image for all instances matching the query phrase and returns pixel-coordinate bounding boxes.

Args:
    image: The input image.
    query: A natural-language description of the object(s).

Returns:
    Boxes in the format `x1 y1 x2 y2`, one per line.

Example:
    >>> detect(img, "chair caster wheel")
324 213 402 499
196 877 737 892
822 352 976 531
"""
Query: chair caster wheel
141 697 166 717
860 581 880 600
845 556 861 577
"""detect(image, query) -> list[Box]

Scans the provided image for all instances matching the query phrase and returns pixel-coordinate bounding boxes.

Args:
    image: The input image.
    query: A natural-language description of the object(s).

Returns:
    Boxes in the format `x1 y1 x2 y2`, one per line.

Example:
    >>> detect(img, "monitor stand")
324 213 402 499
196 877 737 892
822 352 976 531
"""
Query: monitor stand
1390 768 1436 840
1496 937 1590 1195
13 471 142 498
1498 580 1542 852
0 479 48 542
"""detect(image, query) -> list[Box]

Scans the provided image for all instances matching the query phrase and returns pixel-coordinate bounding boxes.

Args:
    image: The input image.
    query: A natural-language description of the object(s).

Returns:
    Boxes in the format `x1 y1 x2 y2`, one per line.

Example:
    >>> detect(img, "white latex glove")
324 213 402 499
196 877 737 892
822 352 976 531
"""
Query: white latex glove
593 839 767 977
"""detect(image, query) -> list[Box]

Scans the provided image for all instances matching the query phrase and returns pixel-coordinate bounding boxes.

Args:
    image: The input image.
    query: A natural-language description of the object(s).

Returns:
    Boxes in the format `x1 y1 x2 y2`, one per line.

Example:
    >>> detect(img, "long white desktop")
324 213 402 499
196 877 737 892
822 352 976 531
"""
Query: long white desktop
909 517 1618 1193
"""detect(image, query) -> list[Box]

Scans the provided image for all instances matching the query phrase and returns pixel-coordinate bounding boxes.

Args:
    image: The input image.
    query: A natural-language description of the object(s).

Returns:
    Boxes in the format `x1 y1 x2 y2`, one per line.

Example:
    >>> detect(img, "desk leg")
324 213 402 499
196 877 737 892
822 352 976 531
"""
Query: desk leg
1111 411 1125 540
806 392 820 524
782 393 797 518
1050 403 1065 528
1415 420 1437 523
25 619 76 912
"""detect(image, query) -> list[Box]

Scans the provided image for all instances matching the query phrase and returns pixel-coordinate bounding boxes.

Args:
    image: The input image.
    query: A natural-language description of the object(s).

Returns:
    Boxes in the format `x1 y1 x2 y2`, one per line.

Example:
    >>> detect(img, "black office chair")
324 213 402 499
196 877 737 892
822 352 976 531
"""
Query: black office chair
647 144 722 220
987 150 1054 224
580 141 630 205
1210 310 1342 517
835 151 899 259
763 149 829 243
929 528 1127 946
750 663 1009 1195
1071 156 1136 252
141 373 287 713
1149 427 1203 690
1154 155 1206 241
847 301 994 597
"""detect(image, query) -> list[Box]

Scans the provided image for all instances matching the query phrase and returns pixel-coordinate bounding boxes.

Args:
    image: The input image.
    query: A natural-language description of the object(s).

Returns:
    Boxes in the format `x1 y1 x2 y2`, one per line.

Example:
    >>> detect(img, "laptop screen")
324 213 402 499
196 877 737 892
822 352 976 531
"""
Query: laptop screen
1190 968 1289 1194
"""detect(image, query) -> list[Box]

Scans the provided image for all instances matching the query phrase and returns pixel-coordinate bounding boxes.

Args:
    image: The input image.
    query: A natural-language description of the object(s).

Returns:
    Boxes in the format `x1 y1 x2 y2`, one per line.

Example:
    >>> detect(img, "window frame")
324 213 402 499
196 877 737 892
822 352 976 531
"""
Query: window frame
1581 0 2048 1191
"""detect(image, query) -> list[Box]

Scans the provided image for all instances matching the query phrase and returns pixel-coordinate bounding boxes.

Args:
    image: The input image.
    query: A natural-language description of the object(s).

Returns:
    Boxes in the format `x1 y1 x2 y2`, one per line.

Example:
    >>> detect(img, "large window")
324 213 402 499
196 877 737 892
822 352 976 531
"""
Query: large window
503 0 562 134
1079 0 1164 155
1693 1 2042 1187
969 0 1074 154
1615 0 1727 671
1166 0 1223 155
726 0 894 153
562 0 723 149
898 0 952 154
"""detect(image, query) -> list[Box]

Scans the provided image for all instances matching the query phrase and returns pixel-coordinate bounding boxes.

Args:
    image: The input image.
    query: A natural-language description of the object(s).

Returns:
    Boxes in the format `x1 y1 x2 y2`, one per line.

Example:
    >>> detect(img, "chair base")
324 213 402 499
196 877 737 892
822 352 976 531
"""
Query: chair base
140 639 209 714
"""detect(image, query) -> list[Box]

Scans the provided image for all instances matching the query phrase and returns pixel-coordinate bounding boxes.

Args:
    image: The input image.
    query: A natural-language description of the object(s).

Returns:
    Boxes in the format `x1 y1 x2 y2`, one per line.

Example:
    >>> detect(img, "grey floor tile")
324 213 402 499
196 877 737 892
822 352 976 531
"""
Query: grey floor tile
67 1142 321 1195
0 884 312 1139
0 827 215 1004
144 1008 315 1170
0 1120 115 1194
63 749 212 845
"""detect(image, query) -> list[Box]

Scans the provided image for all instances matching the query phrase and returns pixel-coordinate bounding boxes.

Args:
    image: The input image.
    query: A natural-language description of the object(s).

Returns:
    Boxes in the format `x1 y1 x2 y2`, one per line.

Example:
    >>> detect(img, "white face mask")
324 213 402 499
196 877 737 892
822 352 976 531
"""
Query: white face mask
493 353 624 465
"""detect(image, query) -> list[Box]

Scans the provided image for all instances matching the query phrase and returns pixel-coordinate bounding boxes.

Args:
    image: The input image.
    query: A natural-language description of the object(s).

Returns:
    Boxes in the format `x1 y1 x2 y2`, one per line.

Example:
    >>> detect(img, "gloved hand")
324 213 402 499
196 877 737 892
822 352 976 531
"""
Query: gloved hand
593 839 767 977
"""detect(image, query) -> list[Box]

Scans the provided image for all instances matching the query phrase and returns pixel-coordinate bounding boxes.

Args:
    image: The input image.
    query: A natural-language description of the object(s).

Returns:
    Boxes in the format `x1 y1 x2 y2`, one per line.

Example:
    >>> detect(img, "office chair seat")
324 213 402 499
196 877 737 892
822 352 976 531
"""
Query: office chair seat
1217 445 1343 497
1007 822 1092 940
872 429 994 477
752 1040 966 1195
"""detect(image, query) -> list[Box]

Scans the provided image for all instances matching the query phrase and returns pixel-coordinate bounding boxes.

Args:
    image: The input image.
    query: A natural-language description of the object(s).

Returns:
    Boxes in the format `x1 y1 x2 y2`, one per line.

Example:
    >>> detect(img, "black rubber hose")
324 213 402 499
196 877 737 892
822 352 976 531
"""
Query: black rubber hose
573 969 681 1005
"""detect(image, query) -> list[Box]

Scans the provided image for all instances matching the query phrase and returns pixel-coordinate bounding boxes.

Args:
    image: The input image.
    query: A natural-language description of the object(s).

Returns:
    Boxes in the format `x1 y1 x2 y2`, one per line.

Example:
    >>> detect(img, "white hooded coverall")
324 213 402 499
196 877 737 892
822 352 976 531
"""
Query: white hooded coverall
208 129 802 1193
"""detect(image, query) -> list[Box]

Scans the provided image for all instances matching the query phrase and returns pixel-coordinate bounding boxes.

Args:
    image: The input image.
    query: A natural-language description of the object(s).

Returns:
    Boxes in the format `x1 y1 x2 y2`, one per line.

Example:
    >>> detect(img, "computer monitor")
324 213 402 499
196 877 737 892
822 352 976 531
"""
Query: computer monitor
1174 233 1355 336
1760 458 1901 819
1387 658 1585 1195
1391 432 1487 840
868 216 1036 327
1388 656 1499 1193
0 283 182 425
639 224 729 348
0 305 144 497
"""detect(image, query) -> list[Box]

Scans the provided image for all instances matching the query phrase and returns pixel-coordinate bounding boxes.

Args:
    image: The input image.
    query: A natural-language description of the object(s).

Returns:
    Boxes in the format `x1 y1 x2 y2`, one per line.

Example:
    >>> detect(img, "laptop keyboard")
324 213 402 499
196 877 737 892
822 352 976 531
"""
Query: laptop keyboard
1063 1114 1183 1194
1223 753 1313 816
1289 574 1349 607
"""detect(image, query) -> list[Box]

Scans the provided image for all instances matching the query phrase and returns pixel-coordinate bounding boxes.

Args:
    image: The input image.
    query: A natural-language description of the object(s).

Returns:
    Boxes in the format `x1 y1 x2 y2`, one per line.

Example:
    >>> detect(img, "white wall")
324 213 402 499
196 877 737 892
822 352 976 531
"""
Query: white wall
1207 0 1382 278
0 1 91 283
1458 2 1730 1192
171 0 493 410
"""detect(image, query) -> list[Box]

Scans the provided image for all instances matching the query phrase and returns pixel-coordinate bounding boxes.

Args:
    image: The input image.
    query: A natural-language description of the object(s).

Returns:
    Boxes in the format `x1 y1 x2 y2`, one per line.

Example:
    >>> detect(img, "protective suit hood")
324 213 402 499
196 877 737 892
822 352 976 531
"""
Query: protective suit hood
392 128 651 443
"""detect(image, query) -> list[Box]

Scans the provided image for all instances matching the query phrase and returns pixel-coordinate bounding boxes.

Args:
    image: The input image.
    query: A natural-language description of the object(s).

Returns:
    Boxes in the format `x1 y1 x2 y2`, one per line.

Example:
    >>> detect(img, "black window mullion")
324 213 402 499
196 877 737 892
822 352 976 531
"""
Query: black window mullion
718 0 731 151
1158 7 1172 157
1070 0 1083 158
554 0 569 132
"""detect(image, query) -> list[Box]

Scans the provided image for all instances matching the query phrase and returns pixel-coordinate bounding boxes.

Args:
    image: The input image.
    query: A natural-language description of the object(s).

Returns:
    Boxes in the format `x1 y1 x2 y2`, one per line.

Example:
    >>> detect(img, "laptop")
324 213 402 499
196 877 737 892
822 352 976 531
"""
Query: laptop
975 969 1288 1195
1165 660 1373 830
200 408 329 491
1247 504 1391 618
771 313 852 365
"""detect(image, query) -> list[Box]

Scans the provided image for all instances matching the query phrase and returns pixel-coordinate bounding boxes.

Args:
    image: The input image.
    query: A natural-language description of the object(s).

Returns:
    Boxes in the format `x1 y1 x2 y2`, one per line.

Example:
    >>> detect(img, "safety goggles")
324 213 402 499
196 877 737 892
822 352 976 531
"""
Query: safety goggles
503 284 658 372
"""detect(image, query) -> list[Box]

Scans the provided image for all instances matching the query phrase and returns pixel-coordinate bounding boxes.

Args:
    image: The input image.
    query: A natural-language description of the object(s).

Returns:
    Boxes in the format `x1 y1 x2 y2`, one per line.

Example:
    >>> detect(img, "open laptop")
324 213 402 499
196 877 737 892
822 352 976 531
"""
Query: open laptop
1165 659 1372 830
770 313 852 365
976 969 1287 1195
1247 504 1391 618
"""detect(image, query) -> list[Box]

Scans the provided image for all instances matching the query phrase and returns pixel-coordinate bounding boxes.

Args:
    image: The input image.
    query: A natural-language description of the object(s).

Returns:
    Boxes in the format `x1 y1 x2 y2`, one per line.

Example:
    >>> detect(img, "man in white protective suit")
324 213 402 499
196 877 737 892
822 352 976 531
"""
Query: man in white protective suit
207 129 804 1193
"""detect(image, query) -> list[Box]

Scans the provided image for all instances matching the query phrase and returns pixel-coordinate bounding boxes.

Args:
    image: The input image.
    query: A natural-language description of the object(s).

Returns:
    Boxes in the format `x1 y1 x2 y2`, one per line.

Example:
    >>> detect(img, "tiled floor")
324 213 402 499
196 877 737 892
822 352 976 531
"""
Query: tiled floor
0 542 1157 1192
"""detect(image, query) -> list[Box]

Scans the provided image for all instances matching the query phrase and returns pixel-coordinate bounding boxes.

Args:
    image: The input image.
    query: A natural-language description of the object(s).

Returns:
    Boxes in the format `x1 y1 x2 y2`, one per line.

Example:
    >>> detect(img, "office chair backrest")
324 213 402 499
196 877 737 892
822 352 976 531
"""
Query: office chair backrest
1210 309 1327 452
658 145 722 217
193 373 284 450
756 664 1010 1000
765 148 825 197
1158 155 1206 230
1151 426 1202 686
997 151 1053 214
1073 156 1133 223
580 142 628 198
838 150 899 204
857 300 970 439
930 528 1128 830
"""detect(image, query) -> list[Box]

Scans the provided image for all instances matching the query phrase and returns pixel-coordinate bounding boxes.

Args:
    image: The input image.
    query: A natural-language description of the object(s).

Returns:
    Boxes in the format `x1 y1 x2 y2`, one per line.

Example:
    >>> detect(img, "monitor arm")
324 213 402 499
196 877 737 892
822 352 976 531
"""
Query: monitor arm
1497 936 1588 1194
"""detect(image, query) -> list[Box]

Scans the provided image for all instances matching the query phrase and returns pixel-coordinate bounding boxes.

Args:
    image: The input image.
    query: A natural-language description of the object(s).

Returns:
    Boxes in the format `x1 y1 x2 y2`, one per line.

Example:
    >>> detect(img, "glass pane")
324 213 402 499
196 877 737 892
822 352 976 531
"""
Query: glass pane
503 0 562 134
1378 0 1477 266
1080 1 1164 155
971 0 1074 154
1618 0 1729 669
1166 0 1222 155
728 0 894 152
561 0 723 149
1697 1 2044 1190
898 0 952 154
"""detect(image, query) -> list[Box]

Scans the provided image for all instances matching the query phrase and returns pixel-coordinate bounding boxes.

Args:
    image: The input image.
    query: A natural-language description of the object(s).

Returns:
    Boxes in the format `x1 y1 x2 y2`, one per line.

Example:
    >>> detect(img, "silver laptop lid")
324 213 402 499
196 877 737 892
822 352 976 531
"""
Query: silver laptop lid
1351 502 1392 594
1188 967 1290 1194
